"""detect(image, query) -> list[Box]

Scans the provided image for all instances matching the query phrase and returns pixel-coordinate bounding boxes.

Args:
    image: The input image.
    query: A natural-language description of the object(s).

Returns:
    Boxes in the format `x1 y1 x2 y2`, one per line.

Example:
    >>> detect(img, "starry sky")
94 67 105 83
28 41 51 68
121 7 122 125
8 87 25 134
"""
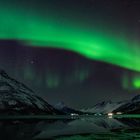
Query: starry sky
0 0 140 109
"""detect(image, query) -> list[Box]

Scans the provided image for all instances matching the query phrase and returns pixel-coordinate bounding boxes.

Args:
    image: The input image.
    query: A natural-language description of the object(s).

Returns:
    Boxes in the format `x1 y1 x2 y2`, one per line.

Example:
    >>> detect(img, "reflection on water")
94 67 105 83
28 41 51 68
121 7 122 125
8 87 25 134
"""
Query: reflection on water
0 116 140 140
56 129 140 140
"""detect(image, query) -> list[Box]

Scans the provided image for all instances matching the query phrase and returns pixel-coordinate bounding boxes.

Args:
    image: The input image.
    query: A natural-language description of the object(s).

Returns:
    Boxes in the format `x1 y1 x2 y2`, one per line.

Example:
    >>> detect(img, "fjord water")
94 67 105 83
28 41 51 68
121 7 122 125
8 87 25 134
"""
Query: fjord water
0 115 140 140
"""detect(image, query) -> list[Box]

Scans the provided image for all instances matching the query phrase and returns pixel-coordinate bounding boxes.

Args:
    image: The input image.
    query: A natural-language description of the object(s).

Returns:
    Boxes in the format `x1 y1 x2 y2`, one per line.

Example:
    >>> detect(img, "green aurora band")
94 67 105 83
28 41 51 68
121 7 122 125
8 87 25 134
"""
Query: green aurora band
0 2 140 73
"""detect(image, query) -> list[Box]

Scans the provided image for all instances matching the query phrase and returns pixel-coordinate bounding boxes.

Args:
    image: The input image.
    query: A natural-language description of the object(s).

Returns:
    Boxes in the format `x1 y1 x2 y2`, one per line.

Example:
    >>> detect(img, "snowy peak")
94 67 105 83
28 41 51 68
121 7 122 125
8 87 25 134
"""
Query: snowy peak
0 70 34 95
54 102 84 115
54 102 66 110
81 100 125 114
0 70 62 115
131 95 140 102
94 101 113 108
113 94 140 114
82 94 140 115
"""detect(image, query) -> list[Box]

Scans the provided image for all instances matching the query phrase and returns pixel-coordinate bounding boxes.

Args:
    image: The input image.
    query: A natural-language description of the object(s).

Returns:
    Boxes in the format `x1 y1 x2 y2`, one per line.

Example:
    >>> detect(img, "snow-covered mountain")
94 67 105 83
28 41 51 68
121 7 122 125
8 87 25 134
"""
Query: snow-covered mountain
113 95 140 114
81 100 126 114
54 102 84 115
81 94 140 114
0 70 62 115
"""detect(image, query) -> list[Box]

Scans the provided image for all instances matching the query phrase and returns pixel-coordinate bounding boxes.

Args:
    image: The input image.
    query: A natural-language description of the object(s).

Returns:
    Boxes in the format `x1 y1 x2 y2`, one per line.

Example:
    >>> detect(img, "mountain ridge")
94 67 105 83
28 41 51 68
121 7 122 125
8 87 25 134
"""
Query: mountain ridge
0 70 62 115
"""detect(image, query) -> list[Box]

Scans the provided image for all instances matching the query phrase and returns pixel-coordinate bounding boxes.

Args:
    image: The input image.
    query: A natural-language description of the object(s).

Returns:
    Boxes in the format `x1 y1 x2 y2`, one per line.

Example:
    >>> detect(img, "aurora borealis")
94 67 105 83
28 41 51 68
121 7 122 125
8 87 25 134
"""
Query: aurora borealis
0 0 140 71
0 0 140 108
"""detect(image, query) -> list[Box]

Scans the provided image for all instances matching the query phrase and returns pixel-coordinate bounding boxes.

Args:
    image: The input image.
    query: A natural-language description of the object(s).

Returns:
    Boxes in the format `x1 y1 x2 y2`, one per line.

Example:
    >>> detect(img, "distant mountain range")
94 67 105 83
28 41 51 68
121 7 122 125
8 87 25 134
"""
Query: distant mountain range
1 69 140 115
113 95 140 114
54 93 140 115
81 101 126 114
54 102 84 115
81 95 140 114
0 70 62 115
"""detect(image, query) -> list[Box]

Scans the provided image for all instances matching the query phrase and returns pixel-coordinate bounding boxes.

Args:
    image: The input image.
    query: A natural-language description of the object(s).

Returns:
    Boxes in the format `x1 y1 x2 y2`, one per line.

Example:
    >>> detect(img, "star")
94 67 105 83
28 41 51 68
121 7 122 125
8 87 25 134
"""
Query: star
30 60 34 64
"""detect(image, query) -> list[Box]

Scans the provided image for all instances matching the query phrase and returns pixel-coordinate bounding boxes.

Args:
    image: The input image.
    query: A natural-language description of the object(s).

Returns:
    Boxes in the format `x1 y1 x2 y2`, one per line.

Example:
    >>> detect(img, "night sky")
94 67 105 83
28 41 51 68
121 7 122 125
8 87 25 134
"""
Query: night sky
0 0 140 109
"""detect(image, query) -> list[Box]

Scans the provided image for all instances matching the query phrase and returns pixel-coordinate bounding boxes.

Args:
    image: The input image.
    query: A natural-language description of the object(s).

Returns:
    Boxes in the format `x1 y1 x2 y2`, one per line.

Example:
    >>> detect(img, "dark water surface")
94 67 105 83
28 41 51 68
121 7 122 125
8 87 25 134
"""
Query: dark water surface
0 115 140 140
